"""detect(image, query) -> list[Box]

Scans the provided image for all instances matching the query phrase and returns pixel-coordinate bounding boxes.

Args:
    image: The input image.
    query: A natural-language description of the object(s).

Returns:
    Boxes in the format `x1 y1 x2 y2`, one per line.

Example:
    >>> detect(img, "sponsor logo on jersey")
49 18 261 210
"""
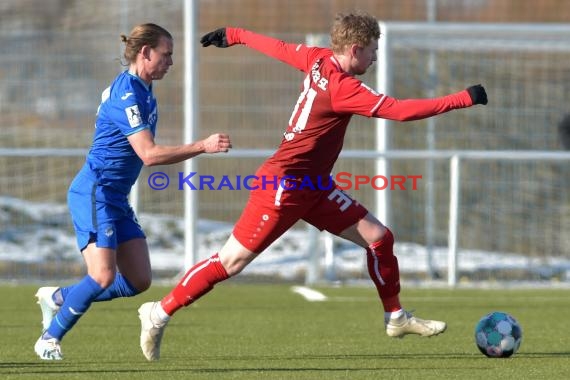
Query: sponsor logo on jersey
148 107 158 126
125 105 142 128
121 92 134 100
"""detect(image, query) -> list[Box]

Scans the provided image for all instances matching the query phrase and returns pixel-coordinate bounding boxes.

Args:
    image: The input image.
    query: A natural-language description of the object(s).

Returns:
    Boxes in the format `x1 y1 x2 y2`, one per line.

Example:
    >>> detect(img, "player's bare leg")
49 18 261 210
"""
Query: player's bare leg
138 234 255 361
339 213 446 338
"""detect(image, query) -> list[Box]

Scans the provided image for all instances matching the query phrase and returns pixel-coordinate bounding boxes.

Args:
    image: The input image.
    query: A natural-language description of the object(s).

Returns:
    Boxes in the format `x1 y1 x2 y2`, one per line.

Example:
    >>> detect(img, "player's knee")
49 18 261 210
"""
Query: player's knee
222 261 246 277
219 244 257 277
380 227 394 247
368 227 394 256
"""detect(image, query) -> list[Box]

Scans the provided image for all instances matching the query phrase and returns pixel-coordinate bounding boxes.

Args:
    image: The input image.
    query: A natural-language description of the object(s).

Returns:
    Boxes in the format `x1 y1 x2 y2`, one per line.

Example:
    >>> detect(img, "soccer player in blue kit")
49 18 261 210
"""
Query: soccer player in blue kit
33 23 232 360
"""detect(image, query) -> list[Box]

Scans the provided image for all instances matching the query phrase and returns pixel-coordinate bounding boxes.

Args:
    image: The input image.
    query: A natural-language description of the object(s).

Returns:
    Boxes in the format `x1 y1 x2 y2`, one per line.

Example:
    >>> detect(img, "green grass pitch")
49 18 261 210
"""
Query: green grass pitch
1 283 568 379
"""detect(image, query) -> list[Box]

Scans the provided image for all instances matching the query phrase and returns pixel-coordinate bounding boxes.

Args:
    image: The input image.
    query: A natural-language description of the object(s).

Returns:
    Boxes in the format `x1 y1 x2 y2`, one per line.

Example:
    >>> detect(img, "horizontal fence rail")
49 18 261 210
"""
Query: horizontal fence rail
1 149 568 285
2 148 570 161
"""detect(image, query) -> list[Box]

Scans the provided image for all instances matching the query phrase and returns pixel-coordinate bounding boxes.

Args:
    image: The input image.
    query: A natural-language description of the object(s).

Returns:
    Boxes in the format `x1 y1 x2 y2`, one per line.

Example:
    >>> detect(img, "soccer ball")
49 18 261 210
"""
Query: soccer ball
474 311 522 358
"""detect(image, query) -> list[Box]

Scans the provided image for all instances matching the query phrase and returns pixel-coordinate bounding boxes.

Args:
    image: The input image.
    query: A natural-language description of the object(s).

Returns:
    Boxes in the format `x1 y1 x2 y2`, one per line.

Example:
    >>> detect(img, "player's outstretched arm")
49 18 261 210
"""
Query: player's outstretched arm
374 84 488 121
128 130 232 166
200 27 317 73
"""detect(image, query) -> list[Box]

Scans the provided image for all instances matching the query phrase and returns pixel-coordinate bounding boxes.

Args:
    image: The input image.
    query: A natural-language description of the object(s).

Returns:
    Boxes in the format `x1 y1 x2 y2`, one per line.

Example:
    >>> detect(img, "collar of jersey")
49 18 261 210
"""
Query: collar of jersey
126 70 152 91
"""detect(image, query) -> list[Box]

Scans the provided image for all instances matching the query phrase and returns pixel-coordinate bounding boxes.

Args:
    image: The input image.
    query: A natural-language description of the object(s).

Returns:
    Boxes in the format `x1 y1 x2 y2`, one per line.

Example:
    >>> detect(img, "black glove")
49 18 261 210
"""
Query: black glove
200 28 229 48
467 84 488 105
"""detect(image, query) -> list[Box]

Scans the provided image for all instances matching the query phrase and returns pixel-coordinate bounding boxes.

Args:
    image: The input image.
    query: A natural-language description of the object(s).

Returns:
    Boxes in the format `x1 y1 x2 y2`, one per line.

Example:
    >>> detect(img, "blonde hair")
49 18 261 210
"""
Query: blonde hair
330 11 380 54
120 23 172 64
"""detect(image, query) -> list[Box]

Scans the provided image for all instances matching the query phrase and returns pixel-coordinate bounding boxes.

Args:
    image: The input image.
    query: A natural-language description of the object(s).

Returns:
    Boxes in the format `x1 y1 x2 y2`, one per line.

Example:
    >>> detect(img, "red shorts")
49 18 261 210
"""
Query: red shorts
232 174 369 253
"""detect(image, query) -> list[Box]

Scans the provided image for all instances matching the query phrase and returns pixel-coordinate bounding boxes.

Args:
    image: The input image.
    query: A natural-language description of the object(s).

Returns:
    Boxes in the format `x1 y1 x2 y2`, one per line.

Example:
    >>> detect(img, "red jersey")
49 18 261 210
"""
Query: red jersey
226 28 474 182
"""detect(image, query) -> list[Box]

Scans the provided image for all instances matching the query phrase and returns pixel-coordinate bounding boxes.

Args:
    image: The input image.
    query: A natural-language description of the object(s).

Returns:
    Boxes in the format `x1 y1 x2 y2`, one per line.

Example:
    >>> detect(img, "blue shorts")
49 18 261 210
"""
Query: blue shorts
67 172 145 252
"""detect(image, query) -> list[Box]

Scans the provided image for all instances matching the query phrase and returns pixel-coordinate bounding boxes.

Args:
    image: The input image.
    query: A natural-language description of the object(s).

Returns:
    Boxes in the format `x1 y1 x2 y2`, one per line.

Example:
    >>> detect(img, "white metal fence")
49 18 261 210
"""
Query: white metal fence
2 148 568 285
1 18 570 285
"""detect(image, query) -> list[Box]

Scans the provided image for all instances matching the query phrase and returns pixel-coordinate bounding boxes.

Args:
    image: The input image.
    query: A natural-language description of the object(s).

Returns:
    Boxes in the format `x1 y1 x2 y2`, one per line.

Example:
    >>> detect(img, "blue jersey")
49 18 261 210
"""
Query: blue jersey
83 70 158 195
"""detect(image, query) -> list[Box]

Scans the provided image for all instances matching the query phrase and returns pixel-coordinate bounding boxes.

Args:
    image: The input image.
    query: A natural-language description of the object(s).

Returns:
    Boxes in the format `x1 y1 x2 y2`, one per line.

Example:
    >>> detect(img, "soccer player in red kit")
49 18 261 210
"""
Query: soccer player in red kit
137 11 488 361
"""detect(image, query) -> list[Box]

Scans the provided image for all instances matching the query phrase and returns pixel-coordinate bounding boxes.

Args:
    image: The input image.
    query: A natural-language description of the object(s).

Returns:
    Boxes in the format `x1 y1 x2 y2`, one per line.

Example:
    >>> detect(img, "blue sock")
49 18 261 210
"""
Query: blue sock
46 275 104 341
58 273 140 303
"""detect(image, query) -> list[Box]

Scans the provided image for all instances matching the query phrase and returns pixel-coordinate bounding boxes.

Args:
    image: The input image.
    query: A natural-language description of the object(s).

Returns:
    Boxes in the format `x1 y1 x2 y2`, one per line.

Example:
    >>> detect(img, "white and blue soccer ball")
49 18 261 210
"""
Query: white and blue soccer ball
474 311 522 358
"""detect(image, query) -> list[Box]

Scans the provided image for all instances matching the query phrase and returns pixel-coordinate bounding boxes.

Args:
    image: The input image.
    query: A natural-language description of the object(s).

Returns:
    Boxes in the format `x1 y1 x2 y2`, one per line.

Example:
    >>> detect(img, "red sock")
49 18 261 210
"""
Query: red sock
366 229 402 312
161 253 229 315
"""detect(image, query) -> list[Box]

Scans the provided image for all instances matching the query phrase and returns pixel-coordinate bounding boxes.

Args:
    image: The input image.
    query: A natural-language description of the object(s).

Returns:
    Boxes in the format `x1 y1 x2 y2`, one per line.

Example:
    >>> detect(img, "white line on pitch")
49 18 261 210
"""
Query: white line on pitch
290 286 328 302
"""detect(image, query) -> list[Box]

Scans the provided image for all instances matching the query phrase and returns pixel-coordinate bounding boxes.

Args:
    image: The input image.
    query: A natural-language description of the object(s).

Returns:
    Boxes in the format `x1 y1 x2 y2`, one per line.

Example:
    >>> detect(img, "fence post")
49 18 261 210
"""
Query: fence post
305 225 320 285
448 155 461 287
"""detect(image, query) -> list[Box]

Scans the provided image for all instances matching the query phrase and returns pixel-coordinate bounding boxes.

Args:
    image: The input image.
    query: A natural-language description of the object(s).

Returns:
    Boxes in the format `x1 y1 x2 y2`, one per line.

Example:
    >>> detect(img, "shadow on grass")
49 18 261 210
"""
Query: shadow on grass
4 351 569 376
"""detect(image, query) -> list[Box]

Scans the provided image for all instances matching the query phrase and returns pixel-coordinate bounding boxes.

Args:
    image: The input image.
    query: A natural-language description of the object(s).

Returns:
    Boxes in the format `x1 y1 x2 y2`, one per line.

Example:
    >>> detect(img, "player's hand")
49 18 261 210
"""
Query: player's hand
200 28 229 48
203 133 232 153
466 84 488 105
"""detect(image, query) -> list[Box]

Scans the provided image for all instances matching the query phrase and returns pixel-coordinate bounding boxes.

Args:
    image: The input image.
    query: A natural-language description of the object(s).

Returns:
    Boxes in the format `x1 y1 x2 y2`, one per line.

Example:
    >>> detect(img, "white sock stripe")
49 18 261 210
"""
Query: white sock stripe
373 255 386 286
181 260 211 286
